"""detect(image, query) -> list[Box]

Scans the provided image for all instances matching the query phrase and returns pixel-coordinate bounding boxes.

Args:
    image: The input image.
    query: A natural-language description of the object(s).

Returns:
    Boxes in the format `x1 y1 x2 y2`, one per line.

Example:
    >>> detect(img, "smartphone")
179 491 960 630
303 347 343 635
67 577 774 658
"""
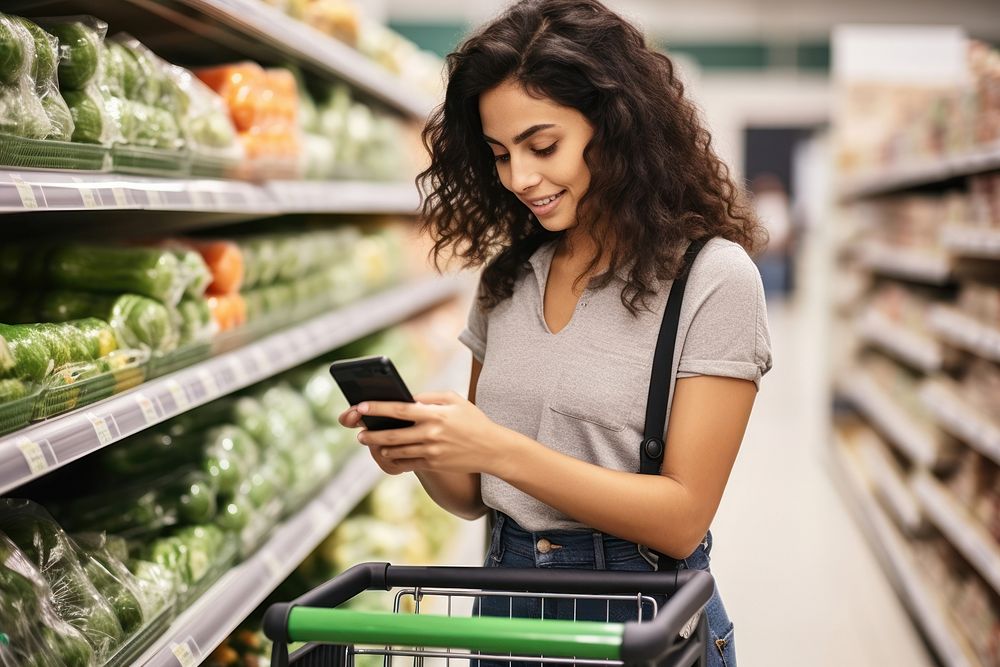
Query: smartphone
328 355 415 431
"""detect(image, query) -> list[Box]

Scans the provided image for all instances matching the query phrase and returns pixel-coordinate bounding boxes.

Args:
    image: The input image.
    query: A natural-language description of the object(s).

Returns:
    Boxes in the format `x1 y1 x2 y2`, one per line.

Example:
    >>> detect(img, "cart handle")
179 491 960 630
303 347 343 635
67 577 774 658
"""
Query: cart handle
264 563 714 666
282 607 624 659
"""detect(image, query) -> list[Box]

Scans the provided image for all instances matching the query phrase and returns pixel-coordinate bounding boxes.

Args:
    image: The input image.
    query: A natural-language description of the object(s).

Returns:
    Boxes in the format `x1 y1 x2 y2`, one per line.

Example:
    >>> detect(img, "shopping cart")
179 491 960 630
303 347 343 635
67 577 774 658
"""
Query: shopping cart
263 562 715 667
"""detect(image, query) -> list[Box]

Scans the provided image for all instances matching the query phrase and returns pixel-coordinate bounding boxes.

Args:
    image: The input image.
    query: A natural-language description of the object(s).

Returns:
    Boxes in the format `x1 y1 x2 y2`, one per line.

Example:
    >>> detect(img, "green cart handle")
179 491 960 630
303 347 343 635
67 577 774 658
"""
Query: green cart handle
264 562 714 666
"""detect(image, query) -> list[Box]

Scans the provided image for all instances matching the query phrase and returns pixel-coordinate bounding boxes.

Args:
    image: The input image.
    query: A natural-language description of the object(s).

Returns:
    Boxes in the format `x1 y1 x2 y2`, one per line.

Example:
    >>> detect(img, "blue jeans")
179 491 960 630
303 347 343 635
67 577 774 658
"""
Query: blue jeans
474 513 736 667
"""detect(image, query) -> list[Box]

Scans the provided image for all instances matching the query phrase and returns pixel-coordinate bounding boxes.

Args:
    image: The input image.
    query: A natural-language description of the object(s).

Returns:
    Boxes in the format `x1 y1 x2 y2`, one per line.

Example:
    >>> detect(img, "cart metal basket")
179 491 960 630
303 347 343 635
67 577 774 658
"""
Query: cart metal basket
264 562 714 667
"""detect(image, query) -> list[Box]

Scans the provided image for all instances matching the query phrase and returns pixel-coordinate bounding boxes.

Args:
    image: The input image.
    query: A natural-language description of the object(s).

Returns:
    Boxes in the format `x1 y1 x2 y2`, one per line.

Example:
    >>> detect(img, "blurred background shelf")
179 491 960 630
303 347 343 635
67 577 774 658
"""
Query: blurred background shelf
912 471 1000 597
830 437 978 667
839 143 1000 201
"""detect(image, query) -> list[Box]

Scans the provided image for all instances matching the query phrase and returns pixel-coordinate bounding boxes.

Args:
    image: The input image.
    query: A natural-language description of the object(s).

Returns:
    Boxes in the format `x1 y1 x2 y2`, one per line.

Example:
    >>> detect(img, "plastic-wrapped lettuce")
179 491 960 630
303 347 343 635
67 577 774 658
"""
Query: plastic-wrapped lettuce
0 79 52 140
45 18 105 91
144 524 226 587
0 500 123 661
32 290 178 354
13 17 74 141
61 88 108 144
163 62 241 159
176 297 216 346
0 323 56 381
46 245 186 305
0 533 96 667
74 533 163 629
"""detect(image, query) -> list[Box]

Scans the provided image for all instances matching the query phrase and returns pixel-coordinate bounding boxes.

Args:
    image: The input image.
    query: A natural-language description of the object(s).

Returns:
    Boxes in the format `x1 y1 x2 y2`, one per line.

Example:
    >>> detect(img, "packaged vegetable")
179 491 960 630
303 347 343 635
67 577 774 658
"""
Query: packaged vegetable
44 18 105 91
0 499 124 661
0 14 31 85
46 245 185 305
206 293 246 331
0 80 52 140
176 297 216 345
13 17 74 142
0 323 55 381
109 294 178 352
67 318 117 358
118 99 181 149
191 240 244 294
0 534 96 667
60 88 106 144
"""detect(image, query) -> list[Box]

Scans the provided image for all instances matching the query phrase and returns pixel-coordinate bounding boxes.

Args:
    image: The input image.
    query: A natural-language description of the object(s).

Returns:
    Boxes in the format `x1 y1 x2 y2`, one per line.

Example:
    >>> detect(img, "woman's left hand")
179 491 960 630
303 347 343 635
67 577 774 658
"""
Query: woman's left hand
355 392 506 475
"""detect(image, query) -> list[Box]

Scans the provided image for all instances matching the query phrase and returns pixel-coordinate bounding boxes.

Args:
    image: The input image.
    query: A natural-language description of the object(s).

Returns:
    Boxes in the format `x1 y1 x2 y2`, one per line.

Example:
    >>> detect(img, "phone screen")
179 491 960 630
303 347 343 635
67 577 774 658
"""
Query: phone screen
329 356 415 431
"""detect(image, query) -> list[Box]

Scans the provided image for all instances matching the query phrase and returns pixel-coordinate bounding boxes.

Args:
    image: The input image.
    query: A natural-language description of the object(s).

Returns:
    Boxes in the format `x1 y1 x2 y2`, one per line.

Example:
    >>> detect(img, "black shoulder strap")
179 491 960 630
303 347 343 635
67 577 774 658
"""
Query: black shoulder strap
640 238 709 475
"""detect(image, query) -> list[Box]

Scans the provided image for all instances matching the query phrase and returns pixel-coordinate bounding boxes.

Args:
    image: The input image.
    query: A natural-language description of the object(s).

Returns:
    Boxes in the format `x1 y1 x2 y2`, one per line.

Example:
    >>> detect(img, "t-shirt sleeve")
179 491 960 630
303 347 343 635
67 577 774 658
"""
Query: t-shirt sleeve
458 278 488 363
676 246 773 389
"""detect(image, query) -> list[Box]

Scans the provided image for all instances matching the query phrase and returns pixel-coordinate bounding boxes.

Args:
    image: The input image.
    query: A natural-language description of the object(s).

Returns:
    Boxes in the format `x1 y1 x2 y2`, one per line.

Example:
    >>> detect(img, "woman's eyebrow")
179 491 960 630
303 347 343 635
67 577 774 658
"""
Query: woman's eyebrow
483 124 557 146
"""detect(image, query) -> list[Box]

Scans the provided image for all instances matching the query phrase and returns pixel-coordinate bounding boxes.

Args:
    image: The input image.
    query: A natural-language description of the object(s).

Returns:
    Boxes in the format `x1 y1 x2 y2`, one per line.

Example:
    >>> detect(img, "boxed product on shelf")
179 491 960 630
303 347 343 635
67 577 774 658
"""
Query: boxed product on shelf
955 358 1000 424
836 40 1000 178
957 282 1000 330
914 536 1000 665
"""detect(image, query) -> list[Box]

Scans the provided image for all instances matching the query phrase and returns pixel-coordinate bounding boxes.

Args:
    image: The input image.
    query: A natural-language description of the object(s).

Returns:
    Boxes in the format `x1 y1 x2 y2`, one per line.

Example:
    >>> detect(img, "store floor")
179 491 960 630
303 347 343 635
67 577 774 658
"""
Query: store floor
710 295 934 666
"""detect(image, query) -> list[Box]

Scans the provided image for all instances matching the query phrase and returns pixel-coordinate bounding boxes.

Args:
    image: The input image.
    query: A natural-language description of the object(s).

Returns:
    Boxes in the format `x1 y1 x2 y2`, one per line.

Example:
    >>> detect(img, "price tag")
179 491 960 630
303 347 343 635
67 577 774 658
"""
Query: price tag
86 413 114 446
10 175 38 209
198 369 220 397
261 550 284 579
71 178 98 208
166 380 190 411
170 639 199 667
146 189 165 207
134 392 159 425
15 438 49 474
250 347 270 373
229 358 248 385
112 187 129 207
189 188 208 209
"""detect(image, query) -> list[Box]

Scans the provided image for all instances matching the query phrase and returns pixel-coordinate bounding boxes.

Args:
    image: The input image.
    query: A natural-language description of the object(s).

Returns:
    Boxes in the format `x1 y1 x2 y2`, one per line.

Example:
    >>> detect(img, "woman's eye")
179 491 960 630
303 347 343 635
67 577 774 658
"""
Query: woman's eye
493 154 510 164
533 143 557 157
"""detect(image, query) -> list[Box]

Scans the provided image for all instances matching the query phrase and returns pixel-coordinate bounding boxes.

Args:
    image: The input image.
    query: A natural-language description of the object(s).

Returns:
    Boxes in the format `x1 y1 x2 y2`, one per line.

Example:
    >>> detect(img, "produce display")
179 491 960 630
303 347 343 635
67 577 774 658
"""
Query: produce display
299 79 407 181
204 474 461 667
196 63 301 178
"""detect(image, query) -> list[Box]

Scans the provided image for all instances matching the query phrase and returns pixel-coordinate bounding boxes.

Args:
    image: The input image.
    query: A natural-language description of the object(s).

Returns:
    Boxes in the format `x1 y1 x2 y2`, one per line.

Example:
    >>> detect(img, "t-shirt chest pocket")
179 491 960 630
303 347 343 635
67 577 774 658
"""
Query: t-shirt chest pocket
547 352 648 433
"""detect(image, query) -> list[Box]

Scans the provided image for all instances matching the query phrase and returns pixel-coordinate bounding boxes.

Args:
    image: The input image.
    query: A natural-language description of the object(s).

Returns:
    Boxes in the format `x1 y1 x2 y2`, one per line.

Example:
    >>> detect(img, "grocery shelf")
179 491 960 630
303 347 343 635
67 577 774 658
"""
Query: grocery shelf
838 374 948 469
858 309 945 373
912 471 1000 597
830 437 978 667
136 451 383 667
857 429 924 534
941 226 1000 260
839 143 1000 201
149 0 435 119
0 170 420 215
0 273 465 496
928 305 1000 364
857 242 953 285
920 378 1000 467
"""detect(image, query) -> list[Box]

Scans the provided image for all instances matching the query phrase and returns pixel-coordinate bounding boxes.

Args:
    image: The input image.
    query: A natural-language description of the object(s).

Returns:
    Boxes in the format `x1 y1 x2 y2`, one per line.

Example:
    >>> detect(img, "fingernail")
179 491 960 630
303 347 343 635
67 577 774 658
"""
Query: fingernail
357 431 366 443
357 402 369 414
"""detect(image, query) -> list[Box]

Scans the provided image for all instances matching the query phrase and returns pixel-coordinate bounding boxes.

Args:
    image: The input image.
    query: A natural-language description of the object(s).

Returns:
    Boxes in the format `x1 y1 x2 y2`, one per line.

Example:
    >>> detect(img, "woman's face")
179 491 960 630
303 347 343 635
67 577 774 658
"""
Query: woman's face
479 79 594 234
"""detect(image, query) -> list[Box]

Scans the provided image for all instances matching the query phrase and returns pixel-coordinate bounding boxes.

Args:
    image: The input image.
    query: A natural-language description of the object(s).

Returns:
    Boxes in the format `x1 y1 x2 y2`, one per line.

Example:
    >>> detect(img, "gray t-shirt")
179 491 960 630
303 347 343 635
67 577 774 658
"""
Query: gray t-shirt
458 237 773 531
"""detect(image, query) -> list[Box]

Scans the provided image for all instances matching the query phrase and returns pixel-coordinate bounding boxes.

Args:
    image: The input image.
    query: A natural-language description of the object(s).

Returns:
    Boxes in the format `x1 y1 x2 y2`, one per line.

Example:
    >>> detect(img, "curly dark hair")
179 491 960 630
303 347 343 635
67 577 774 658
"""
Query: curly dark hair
418 0 765 315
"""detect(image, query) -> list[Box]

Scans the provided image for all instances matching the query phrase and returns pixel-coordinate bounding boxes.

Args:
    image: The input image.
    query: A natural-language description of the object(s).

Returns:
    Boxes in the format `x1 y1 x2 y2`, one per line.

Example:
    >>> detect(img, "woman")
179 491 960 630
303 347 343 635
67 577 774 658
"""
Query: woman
339 1 772 665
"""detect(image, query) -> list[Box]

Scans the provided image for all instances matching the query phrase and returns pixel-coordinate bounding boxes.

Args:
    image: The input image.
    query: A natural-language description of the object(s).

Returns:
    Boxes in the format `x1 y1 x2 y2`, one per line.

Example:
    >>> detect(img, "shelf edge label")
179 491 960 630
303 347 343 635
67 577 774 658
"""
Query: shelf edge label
15 437 49 474
134 392 160 425
10 175 38 209
85 412 115 447
165 379 190 411
169 638 200 667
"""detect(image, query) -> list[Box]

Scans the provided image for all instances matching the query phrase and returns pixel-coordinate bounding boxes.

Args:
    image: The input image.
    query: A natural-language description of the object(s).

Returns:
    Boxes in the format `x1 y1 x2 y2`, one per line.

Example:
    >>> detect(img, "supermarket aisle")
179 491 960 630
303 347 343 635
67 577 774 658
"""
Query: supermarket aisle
710 295 934 666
